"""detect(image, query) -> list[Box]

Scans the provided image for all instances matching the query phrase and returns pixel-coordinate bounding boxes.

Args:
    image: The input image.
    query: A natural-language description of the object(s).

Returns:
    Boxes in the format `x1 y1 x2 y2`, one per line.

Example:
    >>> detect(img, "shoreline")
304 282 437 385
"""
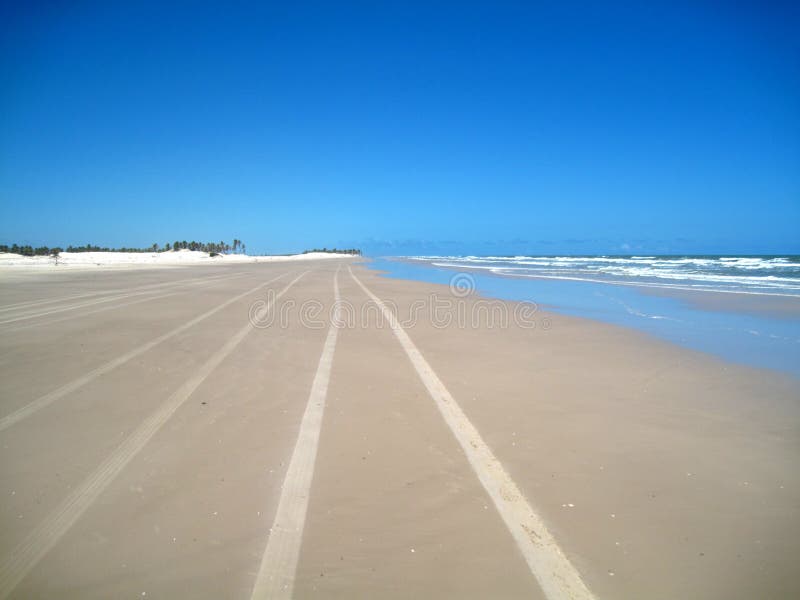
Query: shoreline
368 258 800 378
368 262 800 383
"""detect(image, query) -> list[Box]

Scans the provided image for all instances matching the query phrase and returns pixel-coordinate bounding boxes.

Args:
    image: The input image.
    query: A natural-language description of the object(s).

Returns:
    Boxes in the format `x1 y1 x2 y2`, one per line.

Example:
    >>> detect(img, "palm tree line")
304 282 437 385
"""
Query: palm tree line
0 239 248 256
302 248 362 255
1 241 363 257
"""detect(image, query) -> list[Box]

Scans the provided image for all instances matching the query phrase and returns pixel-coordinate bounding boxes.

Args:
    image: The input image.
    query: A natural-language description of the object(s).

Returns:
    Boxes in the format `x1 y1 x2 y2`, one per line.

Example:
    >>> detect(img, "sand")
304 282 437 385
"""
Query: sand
0 261 797 599
640 285 800 319
0 250 356 270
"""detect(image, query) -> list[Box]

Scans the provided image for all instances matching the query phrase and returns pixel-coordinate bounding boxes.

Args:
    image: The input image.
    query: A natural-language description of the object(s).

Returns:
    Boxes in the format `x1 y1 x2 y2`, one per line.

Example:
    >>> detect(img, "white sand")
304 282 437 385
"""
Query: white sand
0 250 357 270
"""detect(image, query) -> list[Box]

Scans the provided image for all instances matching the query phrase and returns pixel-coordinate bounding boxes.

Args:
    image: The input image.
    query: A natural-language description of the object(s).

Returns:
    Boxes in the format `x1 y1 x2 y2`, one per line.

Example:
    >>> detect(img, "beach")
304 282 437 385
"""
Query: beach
0 250 355 270
0 260 798 599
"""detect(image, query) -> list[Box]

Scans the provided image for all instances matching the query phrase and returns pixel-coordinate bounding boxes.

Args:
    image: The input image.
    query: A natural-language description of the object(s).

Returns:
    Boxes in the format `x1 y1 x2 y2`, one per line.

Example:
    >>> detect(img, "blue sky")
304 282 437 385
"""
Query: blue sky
1 1 798 255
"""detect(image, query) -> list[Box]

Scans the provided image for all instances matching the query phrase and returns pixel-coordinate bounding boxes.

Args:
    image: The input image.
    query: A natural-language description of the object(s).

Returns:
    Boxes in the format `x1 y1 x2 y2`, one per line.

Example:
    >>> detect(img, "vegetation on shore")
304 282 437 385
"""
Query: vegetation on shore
0 239 248 256
303 248 361 255
0 241 362 257
0 244 63 257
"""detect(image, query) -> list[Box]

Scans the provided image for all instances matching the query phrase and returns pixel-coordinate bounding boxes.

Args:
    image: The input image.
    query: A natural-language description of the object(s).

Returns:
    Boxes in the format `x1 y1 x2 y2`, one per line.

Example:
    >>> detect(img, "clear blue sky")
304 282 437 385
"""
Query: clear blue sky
1 1 798 255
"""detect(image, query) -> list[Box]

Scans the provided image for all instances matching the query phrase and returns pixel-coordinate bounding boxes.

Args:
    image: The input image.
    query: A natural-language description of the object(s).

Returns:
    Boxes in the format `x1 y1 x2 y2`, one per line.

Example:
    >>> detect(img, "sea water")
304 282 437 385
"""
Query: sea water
369 256 800 378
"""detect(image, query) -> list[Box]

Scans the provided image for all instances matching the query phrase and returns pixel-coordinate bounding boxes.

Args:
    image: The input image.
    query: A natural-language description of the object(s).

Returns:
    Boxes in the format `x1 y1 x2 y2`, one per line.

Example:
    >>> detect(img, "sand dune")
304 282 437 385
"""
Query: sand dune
0 250 356 269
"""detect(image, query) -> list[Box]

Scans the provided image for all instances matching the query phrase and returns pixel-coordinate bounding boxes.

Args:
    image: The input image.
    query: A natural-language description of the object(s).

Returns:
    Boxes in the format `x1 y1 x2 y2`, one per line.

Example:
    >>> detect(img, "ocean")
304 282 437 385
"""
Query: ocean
369 255 800 378
406 255 800 296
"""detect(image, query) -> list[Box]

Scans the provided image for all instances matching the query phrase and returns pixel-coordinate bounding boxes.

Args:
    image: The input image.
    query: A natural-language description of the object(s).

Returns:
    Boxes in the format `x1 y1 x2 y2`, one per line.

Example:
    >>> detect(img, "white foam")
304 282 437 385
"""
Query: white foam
425 256 800 296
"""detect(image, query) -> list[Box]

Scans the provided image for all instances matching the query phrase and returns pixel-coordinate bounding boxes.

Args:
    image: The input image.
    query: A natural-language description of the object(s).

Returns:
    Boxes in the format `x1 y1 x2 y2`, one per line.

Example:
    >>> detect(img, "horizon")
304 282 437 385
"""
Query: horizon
2 2 799 255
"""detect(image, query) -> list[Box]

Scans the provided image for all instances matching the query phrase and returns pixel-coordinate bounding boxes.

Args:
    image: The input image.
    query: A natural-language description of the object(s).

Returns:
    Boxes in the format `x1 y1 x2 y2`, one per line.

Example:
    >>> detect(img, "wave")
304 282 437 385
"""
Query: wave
413 255 800 296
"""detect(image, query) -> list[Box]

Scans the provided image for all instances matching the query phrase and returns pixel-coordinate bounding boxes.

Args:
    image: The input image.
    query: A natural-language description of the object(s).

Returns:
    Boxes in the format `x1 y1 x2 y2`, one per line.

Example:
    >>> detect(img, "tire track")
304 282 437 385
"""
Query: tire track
0 272 244 324
0 273 284 433
1 273 248 334
348 266 595 600
251 267 341 599
0 272 243 314
0 271 306 599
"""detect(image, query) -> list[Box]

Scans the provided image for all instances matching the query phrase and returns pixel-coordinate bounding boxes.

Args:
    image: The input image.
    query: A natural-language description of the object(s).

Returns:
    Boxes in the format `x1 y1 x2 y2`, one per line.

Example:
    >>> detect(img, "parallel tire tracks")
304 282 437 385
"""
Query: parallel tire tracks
0 273 247 334
0 272 306 599
251 267 341 599
0 273 245 326
0 272 243 314
348 266 595 600
0 273 285 433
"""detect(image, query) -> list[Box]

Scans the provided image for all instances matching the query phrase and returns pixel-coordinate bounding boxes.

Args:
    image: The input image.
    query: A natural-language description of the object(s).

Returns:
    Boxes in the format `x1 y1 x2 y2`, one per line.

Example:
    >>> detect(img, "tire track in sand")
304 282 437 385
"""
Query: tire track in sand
1 273 247 334
251 267 342 599
0 272 306 599
348 266 595 600
0 272 245 325
0 273 283 433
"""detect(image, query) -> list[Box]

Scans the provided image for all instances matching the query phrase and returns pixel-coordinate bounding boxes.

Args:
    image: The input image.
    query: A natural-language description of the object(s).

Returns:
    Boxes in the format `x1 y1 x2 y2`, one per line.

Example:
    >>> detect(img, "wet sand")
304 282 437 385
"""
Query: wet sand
0 261 798 598
639 285 800 319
